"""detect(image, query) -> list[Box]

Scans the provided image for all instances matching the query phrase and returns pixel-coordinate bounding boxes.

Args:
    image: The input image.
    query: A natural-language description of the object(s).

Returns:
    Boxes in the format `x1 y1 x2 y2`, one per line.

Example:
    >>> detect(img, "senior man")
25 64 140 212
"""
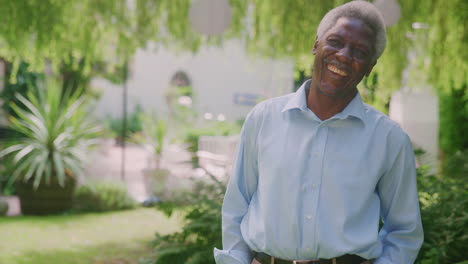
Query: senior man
214 1 423 264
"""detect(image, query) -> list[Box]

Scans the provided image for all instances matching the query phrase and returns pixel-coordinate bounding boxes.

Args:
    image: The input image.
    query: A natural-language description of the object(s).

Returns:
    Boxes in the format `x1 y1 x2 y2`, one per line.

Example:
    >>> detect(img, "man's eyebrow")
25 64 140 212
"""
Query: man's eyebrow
354 42 371 50
327 35 370 48
326 34 342 39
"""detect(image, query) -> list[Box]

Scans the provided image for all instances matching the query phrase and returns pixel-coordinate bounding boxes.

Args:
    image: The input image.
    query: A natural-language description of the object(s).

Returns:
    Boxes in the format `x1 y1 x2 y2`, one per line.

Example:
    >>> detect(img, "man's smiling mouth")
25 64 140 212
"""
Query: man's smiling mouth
327 64 349 77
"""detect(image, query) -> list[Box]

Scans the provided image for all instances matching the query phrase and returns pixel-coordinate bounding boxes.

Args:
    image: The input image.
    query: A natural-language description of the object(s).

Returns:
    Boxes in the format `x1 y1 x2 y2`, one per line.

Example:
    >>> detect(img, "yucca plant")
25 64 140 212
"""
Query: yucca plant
138 113 167 169
0 80 100 214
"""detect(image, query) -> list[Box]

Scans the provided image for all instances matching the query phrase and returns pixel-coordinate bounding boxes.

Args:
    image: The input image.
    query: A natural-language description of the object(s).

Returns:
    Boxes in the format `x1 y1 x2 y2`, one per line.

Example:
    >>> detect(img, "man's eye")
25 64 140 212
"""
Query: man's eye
353 48 368 59
328 39 342 48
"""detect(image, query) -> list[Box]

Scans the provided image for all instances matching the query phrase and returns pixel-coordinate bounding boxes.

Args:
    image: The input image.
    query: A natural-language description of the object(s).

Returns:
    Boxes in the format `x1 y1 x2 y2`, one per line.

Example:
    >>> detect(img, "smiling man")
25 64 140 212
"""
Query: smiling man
214 1 423 264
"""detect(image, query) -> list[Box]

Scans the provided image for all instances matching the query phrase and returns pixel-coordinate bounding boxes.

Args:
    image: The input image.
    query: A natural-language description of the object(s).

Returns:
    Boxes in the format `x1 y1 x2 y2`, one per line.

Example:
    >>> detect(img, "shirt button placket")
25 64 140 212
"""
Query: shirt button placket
310 122 327 254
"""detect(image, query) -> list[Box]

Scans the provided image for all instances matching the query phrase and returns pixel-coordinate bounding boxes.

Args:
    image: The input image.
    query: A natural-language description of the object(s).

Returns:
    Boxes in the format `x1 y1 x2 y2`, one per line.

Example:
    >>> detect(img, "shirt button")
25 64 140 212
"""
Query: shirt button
306 248 311 251
312 184 317 189
306 215 312 220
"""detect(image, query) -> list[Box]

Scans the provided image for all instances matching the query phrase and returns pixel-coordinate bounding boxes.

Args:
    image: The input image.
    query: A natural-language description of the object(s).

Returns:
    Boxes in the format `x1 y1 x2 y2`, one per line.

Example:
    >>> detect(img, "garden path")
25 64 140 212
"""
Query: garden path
83 139 194 202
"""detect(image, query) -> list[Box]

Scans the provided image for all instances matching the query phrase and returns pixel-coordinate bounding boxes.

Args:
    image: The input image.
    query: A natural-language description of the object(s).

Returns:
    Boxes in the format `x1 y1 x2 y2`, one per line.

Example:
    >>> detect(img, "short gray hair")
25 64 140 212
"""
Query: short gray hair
316 0 387 61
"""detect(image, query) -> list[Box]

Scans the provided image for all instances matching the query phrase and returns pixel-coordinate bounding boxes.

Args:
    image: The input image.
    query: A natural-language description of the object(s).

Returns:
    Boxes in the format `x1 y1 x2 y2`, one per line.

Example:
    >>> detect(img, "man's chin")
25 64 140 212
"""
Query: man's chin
317 83 342 98
317 80 356 99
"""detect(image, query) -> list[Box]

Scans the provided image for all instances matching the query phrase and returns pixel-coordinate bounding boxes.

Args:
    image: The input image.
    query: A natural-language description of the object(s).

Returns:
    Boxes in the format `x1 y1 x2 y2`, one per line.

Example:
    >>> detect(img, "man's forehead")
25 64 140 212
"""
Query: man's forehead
329 17 375 35
323 17 376 45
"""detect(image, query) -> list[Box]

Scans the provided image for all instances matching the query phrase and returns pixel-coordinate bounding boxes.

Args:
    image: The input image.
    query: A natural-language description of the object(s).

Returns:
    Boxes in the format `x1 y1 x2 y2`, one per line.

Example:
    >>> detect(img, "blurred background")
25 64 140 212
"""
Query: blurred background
0 0 466 264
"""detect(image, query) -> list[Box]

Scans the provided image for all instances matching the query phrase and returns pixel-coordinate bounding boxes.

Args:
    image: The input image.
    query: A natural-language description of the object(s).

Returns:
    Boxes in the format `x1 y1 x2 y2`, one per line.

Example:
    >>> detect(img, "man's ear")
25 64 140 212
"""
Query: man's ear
365 61 377 77
312 38 319 55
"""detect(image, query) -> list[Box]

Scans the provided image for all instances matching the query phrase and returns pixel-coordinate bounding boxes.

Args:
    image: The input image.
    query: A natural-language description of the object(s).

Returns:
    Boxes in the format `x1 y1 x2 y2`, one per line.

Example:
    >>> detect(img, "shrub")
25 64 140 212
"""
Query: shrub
73 181 137 213
439 86 468 157
416 150 468 264
143 177 225 264
104 105 144 142
0 61 43 118
0 160 16 195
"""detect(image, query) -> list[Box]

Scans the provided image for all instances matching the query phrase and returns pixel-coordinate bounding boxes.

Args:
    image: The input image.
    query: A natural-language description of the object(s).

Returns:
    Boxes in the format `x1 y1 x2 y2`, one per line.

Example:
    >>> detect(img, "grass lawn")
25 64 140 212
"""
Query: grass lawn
0 208 181 264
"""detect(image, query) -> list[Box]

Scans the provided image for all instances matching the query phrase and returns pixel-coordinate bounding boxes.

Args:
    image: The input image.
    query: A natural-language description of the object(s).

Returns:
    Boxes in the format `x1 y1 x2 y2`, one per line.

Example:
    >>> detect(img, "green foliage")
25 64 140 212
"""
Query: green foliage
0 61 43 117
104 105 144 141
426 0 467 93
0 0 465 97
144 178 225 264
168 91 197 132
0 160 16 195
72 181 137 213
439 86 468 156
0 0 133 75
442 149 468 180
141 114 168 156
60 56 93 96
1 0 465 126
0 198 8 216
416 150 468 264
133 113 168 169
0 0 247 79
0 79 100 189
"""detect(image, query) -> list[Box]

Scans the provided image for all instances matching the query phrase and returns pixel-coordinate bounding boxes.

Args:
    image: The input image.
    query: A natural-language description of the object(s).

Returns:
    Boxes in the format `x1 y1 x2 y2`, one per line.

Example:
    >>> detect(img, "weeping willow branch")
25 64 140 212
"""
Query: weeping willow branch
0 0 465 98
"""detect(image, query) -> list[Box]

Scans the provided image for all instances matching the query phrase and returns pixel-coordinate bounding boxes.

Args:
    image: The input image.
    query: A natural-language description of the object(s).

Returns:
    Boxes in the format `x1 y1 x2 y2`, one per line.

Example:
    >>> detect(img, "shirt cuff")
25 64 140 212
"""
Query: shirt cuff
214 248 252 264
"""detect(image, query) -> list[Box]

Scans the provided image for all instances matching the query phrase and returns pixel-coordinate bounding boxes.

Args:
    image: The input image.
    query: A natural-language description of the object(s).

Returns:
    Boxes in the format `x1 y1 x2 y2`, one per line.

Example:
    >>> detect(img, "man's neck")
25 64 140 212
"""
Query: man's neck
306 81 357 121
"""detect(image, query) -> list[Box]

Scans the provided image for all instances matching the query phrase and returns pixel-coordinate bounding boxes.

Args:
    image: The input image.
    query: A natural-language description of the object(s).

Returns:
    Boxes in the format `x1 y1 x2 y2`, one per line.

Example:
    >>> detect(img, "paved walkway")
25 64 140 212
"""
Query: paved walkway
84 139 195 202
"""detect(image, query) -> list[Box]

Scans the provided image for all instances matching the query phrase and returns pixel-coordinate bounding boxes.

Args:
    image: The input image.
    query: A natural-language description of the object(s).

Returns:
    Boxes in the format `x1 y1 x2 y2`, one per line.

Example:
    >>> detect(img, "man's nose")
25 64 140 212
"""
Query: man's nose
336 46 352 63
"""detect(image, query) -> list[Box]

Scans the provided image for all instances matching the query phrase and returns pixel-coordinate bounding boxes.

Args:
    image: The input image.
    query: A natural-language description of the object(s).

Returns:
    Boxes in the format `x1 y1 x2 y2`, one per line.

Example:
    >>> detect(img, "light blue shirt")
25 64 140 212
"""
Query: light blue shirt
214 80 423 264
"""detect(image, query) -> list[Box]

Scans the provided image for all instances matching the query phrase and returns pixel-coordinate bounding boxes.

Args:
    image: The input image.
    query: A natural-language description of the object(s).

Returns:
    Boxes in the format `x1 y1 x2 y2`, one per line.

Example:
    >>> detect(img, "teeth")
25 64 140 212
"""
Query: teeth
327 64 348 77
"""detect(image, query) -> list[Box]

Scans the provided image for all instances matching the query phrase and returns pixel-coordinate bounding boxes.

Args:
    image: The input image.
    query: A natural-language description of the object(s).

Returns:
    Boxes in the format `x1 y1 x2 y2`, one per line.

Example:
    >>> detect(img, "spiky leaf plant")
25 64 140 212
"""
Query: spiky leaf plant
0 80 100 189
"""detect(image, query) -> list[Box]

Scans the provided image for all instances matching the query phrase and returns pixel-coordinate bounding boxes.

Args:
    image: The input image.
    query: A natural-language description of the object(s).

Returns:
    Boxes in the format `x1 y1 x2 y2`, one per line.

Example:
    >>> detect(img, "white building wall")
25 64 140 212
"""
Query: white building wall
389 89 439 170
92 40 294 121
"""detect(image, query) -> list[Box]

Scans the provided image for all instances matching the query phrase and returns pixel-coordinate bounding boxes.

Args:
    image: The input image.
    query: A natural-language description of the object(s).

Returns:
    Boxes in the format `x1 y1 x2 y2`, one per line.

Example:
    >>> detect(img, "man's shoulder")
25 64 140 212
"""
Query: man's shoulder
363 103 409 143
248 92 295 118
242 93 294 135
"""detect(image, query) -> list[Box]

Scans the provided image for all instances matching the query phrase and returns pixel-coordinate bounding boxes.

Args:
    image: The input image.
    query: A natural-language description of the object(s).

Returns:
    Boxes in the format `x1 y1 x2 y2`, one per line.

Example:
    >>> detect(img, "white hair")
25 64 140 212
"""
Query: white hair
316 0 387 61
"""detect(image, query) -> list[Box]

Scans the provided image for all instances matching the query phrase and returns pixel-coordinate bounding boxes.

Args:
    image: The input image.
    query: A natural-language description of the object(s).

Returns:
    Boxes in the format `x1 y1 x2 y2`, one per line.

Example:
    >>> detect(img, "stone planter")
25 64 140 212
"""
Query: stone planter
16 178 76 215
143 168 171 199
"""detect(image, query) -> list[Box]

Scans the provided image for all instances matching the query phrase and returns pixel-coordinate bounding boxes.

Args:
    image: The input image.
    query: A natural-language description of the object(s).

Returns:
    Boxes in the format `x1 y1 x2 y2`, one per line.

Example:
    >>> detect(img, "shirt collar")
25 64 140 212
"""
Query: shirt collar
281 79 311 113
281 79 366 123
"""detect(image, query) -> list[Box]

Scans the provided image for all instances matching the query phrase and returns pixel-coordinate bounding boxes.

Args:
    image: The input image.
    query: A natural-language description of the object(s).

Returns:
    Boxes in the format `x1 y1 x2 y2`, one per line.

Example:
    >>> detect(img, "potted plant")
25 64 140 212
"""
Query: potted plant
137 114 172 199
0 80 99 215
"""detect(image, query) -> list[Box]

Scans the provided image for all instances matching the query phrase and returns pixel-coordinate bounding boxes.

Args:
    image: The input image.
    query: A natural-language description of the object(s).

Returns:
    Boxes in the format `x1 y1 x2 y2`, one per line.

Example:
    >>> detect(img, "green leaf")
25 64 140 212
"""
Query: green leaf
15 94 44 122
53 152 66 187
0 144 26 158
13 144 35 163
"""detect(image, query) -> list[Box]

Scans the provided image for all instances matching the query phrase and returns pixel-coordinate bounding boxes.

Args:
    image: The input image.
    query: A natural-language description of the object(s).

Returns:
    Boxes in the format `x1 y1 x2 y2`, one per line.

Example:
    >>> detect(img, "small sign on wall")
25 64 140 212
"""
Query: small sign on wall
233 92 263 106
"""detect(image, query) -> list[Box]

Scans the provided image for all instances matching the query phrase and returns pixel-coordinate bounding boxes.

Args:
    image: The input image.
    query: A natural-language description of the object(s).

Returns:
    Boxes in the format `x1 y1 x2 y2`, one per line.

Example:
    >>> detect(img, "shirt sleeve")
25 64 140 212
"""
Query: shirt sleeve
214 108 260 264
375 130 424 264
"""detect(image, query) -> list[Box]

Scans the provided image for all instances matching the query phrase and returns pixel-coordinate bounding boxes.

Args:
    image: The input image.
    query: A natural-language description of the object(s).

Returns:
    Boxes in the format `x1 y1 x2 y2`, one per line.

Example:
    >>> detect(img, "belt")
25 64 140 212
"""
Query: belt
253 252 373 264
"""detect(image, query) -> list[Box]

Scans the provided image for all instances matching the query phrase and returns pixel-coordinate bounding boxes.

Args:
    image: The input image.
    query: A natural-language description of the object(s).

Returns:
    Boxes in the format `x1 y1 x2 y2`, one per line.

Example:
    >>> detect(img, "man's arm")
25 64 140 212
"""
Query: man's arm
375 131 424 264
214 109 260 264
